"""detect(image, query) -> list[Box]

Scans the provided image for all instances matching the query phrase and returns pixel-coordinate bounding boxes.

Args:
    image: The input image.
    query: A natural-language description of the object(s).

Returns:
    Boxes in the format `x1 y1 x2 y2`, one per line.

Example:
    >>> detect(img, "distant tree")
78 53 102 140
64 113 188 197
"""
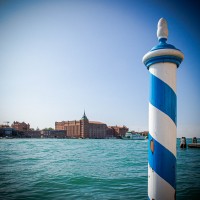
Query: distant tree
42 127 54 131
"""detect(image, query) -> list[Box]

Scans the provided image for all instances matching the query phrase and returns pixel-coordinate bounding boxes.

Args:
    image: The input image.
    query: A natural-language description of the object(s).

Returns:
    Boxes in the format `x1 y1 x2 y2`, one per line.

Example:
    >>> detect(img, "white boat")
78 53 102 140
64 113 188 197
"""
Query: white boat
122 132 146 140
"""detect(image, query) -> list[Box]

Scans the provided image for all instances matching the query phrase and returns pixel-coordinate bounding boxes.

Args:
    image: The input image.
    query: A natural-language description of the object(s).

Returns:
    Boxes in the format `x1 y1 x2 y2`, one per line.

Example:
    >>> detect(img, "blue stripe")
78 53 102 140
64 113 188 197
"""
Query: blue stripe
150 73 177 125
148 133 176 189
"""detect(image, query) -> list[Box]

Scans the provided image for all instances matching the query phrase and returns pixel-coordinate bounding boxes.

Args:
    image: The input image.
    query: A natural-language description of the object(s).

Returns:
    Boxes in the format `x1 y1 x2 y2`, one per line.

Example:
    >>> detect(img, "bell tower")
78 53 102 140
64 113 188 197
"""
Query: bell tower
80 111 89 138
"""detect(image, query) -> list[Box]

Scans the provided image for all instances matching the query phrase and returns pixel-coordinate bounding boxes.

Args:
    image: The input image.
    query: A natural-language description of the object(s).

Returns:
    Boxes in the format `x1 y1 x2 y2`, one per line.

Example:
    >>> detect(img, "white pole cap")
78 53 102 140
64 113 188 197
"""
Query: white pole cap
157 18 168 40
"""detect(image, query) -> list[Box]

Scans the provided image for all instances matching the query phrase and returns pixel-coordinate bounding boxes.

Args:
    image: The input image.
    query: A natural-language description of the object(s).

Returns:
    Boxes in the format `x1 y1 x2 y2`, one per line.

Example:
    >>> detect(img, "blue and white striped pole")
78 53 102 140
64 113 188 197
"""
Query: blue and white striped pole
142 18 184 199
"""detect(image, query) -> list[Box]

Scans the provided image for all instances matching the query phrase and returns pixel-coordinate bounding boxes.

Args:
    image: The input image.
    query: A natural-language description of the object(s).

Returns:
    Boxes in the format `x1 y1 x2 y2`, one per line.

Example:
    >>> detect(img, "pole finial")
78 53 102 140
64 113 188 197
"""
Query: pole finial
157 18 168 41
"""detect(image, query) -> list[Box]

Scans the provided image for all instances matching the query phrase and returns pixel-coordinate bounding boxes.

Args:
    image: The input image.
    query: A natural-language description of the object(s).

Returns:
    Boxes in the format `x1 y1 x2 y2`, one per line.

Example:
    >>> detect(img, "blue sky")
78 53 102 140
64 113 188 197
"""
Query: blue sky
0 0 199 137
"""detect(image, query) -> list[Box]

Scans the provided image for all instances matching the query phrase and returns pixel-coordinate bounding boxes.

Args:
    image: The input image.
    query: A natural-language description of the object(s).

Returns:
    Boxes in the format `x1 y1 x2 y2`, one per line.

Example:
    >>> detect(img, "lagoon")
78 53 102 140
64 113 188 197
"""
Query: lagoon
0 139 199 199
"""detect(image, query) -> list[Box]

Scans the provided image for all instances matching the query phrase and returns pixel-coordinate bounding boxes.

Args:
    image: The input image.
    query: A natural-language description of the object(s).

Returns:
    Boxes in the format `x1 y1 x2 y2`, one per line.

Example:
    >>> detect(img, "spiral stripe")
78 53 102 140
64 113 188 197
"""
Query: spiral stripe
149 73 177 125
149 63 176 93
148 63 177 199
148 133 176 189
149 103 176 156
148 164 175 200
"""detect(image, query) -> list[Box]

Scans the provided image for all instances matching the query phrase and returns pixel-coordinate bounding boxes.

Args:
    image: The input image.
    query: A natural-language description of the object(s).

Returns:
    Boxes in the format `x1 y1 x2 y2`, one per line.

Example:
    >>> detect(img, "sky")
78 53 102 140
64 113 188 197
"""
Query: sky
0 0 200 138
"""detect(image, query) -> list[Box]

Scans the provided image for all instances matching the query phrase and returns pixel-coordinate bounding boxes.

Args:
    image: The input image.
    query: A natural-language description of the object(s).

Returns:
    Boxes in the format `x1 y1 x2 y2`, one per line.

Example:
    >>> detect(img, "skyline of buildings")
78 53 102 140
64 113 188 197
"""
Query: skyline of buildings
55 111 128 139
0 111 148 139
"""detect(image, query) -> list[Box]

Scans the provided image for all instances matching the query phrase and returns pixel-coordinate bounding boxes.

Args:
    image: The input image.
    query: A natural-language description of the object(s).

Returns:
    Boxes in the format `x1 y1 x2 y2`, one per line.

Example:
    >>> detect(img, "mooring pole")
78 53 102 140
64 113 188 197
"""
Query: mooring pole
142 18 184 199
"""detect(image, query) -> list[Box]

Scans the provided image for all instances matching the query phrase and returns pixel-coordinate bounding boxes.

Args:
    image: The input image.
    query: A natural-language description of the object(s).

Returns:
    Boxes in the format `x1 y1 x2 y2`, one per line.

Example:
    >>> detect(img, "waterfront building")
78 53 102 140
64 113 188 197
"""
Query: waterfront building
22 130 41 138
107 125 128 138
11 121 30 132
41 130 67 138
0 124 22 138
140 131 148 137
56 112 110 139
0 126 15 137
55 112 129 139
55 112 107 139
0 124 10 128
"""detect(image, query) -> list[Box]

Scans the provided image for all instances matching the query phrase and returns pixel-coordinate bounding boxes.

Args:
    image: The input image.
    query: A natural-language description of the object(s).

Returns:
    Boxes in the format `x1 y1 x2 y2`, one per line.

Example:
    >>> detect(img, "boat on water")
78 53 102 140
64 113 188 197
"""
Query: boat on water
188 137 200 148
180 136 200 148
122 132 147 140
188 143 200 148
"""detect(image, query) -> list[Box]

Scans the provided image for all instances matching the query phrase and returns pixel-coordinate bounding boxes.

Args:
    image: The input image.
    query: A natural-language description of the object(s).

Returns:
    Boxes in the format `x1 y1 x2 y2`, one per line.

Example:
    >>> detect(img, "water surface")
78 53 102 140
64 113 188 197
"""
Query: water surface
0 139 199 199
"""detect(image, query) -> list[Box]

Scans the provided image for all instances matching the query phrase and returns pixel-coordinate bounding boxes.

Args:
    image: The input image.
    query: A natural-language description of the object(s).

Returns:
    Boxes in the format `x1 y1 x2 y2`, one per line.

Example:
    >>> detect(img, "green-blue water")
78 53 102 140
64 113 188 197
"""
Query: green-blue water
0 139 199 199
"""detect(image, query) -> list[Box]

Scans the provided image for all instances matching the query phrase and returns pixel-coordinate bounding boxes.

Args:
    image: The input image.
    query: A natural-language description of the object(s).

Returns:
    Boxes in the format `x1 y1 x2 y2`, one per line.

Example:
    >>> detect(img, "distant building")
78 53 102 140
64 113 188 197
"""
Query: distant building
0 124 10 129
41 130 67 138
0 124 21 138
140 131 148 137
89 121 107 139
55 112 108 139
107 125 129 138
23 131 41 138
0 127 14 137
11 121 30 132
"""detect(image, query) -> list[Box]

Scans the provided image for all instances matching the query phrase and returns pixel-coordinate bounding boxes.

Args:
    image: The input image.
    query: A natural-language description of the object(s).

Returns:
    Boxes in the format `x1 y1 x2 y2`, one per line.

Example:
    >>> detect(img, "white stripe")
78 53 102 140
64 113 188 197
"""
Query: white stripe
148 164 175 200
142 48 184 63
149 103 177 157
149 62 177 93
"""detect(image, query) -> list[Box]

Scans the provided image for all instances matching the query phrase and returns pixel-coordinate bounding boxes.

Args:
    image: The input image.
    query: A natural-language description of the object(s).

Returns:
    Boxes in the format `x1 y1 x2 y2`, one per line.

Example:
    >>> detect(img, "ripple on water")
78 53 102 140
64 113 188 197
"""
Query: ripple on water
0 139 199 199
